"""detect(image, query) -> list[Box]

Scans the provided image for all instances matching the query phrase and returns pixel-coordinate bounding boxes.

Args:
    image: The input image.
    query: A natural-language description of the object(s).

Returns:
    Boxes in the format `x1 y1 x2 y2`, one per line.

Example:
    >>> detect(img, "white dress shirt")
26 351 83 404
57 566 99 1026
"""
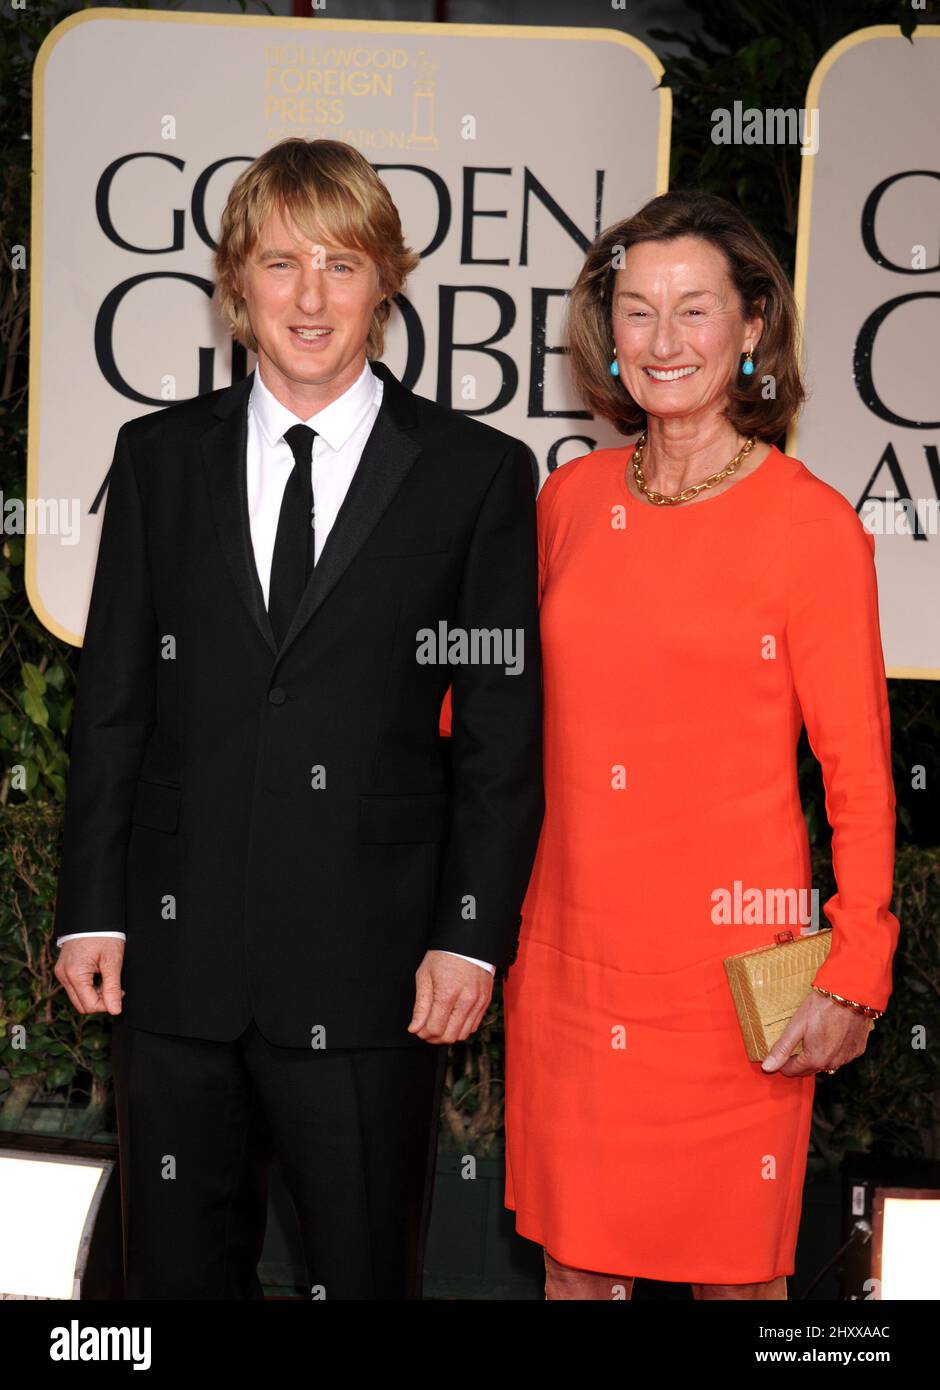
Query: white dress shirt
57 360 494 976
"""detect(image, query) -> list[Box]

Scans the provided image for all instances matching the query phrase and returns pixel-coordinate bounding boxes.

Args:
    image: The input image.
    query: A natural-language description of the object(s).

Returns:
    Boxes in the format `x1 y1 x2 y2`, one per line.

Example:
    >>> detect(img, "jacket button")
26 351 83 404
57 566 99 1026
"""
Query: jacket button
268 687 286 705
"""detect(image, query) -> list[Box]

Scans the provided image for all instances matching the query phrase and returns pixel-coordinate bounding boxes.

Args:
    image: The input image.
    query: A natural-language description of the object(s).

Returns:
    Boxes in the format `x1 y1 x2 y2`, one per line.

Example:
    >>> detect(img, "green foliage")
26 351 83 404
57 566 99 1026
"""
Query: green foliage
650 0 926 269
440 992 505 1158
0 801 114 1134
808 846 940 1171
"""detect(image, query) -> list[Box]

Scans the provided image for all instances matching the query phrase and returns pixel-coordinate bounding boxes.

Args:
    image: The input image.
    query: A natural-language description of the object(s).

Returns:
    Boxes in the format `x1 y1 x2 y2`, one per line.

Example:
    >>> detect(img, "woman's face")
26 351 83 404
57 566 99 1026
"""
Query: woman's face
611 234 763 427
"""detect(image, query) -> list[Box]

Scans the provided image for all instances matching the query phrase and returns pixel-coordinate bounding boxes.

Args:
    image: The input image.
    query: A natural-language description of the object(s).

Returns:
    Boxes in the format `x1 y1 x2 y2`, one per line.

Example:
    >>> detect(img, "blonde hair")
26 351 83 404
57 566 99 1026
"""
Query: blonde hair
213 138 420 359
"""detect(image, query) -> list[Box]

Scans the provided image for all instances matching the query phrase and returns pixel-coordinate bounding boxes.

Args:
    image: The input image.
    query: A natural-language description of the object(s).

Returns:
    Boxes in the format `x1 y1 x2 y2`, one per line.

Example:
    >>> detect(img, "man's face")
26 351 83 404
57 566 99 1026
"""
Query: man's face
238 204 386 396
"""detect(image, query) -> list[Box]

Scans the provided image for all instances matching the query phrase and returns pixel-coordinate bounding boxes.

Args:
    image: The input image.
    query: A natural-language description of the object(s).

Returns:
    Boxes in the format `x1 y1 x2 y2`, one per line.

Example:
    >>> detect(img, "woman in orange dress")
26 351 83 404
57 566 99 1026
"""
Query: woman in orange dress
502 192 900 1300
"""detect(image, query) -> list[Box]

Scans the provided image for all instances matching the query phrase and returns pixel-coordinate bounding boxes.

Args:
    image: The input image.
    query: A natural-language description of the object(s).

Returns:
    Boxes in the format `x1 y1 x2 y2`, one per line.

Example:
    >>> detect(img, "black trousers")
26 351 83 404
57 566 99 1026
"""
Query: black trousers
110 1015 446 1299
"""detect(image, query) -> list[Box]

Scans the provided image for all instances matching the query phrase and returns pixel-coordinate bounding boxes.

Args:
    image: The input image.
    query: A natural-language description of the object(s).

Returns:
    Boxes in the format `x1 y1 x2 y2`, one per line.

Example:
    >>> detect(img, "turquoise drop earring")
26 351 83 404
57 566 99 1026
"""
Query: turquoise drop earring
741 348 755 377
610 346 620 377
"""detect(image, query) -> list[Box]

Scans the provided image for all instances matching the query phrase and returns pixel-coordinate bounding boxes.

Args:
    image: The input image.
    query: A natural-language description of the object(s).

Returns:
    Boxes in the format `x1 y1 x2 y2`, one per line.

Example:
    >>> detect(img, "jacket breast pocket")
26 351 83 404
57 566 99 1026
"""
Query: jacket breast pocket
130 779 181 834
358 792 448 842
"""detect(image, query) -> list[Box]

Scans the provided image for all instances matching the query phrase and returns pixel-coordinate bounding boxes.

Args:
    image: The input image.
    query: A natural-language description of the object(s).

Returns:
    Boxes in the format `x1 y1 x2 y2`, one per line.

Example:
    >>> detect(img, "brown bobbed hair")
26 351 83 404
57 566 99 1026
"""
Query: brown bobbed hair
566 190 805 441
213 138 420 360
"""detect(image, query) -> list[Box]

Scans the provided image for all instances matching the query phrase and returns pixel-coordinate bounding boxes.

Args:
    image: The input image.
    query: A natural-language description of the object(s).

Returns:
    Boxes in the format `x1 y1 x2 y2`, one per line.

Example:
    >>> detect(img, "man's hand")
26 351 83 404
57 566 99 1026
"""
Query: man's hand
54 938 126 1015
761 988 875 1077
408 950 494 1044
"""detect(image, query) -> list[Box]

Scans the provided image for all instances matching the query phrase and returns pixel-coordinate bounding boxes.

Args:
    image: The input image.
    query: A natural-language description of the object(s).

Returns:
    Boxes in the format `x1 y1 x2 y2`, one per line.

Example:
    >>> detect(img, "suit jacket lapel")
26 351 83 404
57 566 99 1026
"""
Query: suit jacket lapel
201 372 277 654
201 360 422 663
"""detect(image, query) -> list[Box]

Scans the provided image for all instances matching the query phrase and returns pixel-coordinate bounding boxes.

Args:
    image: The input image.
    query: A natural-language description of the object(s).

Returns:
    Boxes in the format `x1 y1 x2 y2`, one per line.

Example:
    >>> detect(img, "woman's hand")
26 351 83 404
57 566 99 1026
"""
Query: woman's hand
761 989 875 1077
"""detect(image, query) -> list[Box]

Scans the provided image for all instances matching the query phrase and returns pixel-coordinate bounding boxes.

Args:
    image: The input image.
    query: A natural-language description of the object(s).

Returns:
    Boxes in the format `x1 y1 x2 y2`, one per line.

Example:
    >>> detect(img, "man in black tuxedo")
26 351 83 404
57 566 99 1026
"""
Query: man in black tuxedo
53 138 543 1299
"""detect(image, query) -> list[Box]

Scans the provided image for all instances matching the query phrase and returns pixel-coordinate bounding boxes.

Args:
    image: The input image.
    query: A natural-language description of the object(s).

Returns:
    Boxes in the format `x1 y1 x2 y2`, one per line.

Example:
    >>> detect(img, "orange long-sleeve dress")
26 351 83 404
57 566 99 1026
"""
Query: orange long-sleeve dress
497 441 899 1283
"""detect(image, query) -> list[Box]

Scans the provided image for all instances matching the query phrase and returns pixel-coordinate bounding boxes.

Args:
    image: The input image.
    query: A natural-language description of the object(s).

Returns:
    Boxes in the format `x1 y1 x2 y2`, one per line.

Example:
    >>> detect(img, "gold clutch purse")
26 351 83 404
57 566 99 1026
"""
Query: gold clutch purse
723 928 832 1062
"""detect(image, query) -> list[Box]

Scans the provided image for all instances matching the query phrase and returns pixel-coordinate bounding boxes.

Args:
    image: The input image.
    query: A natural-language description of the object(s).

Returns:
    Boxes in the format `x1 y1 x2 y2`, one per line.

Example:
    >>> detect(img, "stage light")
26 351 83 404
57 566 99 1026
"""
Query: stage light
0 1140 122 1300
840 1153 940 1300
873 1189 940 1300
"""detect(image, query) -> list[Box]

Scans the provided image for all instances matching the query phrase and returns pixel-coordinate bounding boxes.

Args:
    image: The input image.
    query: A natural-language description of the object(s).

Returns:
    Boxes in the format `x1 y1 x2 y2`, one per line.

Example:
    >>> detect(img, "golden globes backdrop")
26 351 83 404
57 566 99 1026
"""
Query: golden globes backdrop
27 9 669 647
790 25 940 678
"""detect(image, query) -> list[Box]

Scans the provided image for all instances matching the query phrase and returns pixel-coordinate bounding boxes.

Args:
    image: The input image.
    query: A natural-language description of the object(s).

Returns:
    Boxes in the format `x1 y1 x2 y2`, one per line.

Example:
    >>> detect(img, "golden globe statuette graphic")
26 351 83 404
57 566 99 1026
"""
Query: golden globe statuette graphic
408 51 438 149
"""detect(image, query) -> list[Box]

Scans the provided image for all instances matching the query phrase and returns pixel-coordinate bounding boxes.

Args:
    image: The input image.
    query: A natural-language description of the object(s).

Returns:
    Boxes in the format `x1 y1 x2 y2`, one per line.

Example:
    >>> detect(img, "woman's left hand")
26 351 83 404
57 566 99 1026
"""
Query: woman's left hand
761 990 875 1077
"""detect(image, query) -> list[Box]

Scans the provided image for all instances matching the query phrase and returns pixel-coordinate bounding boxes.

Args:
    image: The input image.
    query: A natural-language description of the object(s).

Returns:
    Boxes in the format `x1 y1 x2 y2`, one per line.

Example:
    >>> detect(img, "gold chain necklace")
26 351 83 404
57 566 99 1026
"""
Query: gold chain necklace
631 430 757 506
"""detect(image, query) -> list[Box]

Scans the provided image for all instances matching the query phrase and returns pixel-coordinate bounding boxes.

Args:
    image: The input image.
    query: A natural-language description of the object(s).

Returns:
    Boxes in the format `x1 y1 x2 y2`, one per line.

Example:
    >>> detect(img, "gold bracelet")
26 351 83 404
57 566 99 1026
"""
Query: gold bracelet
811 985 883 1021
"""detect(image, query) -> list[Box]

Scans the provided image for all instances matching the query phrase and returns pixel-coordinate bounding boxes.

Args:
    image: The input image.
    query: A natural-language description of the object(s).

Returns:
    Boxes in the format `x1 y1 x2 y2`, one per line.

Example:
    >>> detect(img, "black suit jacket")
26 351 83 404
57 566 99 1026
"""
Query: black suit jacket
53 361 544 1047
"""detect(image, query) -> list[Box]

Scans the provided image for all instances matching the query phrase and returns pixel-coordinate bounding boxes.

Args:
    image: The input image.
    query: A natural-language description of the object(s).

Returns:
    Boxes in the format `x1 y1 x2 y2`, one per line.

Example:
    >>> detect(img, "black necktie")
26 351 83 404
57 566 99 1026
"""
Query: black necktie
268 424 317 647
